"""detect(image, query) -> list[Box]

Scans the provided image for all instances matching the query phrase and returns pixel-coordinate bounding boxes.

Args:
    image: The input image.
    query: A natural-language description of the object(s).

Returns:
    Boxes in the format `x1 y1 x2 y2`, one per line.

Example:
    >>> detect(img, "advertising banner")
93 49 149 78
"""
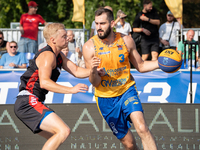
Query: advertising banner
0 104 200 150
0 70 199 104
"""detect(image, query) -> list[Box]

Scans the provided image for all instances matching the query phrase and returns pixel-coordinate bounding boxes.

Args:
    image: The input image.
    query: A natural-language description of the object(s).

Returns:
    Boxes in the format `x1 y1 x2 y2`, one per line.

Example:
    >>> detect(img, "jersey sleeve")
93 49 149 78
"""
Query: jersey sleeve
38 15 46 25
177 41 184 52
132 12 141 28
127 23 132 32
152 8 160 20
159 24 165 38
20 53 28 65
20 14 24 25
0 54 6 66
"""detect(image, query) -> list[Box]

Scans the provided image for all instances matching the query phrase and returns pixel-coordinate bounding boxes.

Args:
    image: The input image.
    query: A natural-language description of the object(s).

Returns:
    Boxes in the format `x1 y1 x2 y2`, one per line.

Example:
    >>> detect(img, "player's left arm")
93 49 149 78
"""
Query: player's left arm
61 52 90 78
61 50 103 79
124 36 159 72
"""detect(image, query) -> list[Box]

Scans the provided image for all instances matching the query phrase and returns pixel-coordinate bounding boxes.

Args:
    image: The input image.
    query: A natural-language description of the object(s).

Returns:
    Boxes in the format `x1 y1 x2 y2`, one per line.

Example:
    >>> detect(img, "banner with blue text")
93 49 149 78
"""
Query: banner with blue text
0 70 199 104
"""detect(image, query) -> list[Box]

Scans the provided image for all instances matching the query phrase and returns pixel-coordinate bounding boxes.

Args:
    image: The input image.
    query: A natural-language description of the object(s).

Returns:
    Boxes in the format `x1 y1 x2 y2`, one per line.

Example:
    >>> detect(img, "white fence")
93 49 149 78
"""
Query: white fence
0 27 90 47
1 27 200 49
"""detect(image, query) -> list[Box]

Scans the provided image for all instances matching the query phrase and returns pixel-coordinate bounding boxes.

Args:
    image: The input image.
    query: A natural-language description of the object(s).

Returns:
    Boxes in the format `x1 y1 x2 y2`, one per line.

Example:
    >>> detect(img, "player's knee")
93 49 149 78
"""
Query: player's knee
59 127 71 143
121 137 138 150
123 142 138 150
136 124 149 136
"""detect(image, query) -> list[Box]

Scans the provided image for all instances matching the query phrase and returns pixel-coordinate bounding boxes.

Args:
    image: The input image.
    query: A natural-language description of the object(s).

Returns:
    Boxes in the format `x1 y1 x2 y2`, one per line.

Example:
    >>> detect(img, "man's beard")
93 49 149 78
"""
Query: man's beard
168 19 174 23
97 26 111 39
145 8 151 13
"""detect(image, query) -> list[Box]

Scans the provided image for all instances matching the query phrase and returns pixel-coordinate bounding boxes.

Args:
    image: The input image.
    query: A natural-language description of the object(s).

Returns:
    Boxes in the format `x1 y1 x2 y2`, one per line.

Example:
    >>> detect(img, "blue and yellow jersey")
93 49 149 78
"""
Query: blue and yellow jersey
91 32 135 97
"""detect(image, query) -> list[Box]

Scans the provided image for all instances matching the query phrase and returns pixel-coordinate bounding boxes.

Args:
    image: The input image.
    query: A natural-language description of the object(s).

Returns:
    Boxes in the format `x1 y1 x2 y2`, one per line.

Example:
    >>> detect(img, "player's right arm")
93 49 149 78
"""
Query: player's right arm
83 39 102 87
124 35 159 72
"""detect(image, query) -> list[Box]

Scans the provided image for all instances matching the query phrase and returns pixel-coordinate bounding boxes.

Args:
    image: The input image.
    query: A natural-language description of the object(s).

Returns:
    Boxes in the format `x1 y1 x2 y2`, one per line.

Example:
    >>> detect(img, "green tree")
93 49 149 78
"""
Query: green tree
0 0 24 28
0 0 199 29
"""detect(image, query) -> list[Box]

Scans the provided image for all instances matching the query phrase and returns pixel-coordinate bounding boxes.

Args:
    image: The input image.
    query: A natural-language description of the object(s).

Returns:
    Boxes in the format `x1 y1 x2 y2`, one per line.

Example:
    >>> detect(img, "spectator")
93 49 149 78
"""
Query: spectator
177 29 199 69
132 0 160 61
90 21 97 38
114 10 132 36
159 11 182 51
18 1 47 54
0 41 28 69
104 6 113 12
0 31 9 58
61 47 77 65
90 6 113 38
67 30 85 68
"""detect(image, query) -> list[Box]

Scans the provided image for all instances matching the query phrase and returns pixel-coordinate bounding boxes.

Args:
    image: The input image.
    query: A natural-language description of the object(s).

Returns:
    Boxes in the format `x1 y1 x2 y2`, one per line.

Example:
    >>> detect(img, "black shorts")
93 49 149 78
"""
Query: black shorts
14 94 54 134
140 38 159 54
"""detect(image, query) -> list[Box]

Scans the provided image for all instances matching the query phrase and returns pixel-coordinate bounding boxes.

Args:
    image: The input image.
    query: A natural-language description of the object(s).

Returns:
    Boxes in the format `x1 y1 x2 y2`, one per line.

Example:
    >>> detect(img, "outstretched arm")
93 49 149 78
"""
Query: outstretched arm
124 35 159 72
61 52 90 78
36 51 88 94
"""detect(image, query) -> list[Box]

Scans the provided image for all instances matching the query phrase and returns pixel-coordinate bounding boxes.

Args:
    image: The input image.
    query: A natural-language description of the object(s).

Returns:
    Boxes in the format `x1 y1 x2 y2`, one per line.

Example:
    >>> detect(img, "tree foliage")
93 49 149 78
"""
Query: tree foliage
0 0 199 30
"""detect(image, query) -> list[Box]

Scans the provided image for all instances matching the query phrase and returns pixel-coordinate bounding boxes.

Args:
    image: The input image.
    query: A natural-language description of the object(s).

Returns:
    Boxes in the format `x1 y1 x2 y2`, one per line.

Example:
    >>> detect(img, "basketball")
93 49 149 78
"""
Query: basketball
158 49 182 73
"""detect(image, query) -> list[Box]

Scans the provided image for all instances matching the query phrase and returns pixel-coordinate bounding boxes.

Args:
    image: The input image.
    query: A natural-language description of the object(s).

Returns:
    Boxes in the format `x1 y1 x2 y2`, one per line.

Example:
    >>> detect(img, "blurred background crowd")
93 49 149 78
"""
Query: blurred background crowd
0 0 199 69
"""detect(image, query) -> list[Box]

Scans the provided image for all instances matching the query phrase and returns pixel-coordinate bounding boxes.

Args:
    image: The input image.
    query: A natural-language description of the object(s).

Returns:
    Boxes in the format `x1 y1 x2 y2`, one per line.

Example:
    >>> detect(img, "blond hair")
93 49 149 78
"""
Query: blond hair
43 23 65 43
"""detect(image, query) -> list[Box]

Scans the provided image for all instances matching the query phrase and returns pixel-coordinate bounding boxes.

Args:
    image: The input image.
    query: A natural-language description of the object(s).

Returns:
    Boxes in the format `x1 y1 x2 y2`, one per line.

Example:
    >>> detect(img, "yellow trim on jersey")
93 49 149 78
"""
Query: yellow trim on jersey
91 32 135 97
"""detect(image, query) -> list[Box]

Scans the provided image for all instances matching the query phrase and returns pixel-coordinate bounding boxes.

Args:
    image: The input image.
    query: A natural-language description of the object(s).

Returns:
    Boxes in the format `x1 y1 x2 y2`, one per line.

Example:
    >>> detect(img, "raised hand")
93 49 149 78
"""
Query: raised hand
91 56 101 70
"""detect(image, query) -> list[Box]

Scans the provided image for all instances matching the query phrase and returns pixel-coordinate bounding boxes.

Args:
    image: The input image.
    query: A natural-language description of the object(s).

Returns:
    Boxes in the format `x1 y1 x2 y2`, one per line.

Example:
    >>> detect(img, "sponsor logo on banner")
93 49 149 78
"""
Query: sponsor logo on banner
0 70 199 104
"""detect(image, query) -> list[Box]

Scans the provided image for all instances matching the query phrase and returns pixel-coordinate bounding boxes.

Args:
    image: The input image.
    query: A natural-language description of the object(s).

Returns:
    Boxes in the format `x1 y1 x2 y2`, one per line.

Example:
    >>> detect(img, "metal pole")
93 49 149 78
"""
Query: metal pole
83 25 85 43
189 43 192 103
188 41 198 103
184 42 186 68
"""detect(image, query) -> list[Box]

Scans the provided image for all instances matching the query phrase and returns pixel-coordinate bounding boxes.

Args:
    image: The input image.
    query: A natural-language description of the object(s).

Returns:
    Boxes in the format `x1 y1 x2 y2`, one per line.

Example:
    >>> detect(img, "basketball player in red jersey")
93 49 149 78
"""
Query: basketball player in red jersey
14 23 103 150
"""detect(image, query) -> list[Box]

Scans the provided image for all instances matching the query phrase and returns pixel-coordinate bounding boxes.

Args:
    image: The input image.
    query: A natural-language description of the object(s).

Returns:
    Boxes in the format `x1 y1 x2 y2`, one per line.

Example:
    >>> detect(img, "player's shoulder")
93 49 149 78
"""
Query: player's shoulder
121 34 135 50
83 39 94 51
122 34 134 43
84 38 94 46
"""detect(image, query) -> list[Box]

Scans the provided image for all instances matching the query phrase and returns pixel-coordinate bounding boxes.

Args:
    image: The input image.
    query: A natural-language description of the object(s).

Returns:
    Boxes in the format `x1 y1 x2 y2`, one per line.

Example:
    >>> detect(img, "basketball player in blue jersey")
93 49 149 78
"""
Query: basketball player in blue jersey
14 23 103 150
83 8 159 150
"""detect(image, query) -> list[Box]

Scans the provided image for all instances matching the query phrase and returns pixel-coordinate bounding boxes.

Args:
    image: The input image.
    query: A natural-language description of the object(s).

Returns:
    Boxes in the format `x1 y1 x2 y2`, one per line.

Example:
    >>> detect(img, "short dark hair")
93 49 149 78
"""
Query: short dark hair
95 8 114 22
143 0 152 5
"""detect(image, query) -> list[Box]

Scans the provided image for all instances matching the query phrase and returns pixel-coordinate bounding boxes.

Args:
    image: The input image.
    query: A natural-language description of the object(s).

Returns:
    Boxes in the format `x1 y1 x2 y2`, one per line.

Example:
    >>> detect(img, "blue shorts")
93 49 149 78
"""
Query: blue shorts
96 84 143 139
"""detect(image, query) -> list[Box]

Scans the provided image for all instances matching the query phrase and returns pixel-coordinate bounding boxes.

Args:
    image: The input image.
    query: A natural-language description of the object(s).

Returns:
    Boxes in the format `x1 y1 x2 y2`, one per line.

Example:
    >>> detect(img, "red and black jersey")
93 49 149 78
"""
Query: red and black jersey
19 45 63 101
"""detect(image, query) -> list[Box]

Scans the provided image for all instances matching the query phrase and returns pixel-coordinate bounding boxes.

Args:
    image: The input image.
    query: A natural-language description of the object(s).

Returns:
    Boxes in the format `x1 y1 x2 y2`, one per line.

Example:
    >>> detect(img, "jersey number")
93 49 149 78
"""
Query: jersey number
119 54 125 62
